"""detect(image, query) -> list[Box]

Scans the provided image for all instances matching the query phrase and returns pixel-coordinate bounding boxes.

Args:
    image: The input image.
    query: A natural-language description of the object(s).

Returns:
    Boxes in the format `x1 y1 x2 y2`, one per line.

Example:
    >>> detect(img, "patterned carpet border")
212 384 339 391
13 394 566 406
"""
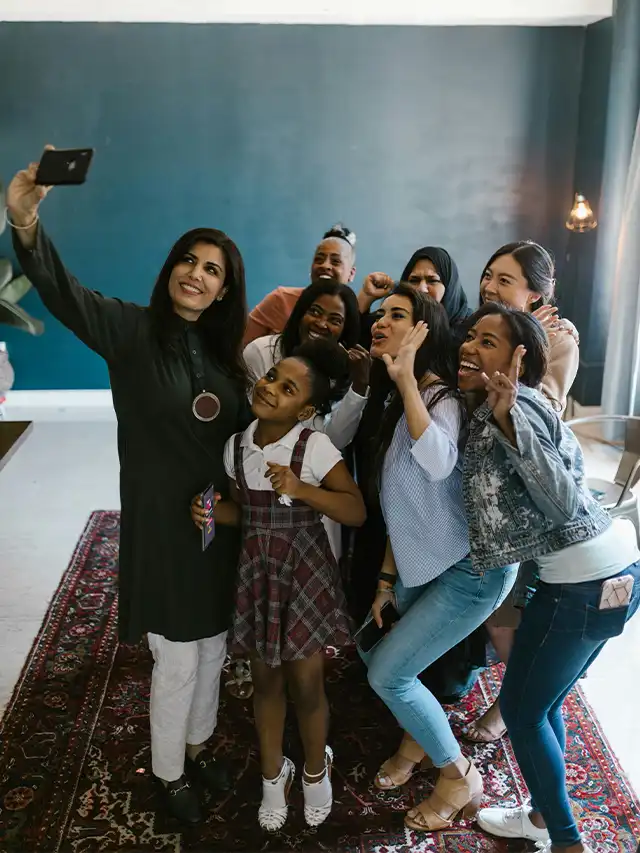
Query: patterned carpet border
1 510 639 853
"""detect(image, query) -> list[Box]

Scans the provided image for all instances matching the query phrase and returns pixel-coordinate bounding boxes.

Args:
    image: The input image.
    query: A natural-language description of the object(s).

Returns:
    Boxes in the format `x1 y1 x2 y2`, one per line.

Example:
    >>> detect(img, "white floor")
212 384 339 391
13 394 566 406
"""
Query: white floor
0 417 120 716
0 412 639 801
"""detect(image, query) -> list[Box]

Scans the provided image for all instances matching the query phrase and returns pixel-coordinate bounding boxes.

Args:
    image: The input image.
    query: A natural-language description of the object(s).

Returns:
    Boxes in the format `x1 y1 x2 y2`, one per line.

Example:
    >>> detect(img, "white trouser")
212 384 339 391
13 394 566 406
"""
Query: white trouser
148 631 227 782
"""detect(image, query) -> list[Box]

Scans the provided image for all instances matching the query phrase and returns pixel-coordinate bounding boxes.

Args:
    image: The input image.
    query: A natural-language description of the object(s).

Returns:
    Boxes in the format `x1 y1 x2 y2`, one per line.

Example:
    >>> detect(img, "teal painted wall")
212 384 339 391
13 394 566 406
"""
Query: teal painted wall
0 23 583 389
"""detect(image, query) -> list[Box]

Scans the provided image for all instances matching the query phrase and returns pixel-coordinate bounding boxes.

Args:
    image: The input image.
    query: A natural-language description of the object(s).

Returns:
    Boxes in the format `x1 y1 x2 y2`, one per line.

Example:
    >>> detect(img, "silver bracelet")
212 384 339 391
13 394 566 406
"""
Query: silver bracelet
4 208 39 231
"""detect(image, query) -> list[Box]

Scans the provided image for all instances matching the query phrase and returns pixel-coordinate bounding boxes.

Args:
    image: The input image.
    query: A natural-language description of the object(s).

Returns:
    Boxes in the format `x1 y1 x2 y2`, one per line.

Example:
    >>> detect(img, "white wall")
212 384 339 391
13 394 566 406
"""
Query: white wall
1 0 612 25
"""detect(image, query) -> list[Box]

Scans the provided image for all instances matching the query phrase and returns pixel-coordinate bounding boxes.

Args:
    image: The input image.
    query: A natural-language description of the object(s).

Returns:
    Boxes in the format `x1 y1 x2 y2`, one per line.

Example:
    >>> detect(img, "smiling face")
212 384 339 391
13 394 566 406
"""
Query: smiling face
167 241 227 321
299 293 346 343
310 238 355 284
406 258 445 302
480 253 538 312
251 357 315 424
370 294 415 359
458 314 519 392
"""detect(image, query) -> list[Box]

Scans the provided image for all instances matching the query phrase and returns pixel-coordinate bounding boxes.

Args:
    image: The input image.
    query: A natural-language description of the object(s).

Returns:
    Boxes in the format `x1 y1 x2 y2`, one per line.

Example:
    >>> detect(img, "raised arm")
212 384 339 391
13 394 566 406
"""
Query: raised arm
540 326 579 414
7 154 139 363
318 345 371 449
383 322 460 480
408 389 461 480
531 307 579 414
243 336 276 389
319 386 368 449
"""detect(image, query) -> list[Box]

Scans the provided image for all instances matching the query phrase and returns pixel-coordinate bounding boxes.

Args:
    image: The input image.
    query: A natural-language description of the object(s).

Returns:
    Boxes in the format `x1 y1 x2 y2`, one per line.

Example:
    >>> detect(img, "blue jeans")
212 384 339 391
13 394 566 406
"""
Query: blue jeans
364 557 517 767
501 561 640 847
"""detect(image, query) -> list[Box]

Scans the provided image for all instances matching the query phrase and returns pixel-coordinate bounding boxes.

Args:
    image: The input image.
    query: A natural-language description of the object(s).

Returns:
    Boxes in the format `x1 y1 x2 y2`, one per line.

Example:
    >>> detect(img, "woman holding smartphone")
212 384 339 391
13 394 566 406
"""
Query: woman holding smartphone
6 150 250 826
458 303 640 852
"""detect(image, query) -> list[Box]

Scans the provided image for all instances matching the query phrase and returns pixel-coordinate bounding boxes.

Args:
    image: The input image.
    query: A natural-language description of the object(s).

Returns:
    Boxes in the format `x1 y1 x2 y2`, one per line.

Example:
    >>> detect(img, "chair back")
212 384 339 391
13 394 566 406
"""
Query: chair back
614 419 640 501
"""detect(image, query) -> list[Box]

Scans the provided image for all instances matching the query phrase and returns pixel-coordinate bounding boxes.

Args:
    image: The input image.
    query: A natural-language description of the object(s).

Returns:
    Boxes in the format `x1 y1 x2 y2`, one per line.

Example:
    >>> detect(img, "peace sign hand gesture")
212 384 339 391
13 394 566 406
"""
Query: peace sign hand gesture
482 344 525 426
382 322 429 390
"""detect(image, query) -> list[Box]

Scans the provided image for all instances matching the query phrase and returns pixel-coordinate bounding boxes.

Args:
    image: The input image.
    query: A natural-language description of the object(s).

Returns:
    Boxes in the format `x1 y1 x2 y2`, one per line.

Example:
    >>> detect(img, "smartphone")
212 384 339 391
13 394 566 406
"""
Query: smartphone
201 484 215 551
599 574 634 610
354 600 399 653
35 148 94 186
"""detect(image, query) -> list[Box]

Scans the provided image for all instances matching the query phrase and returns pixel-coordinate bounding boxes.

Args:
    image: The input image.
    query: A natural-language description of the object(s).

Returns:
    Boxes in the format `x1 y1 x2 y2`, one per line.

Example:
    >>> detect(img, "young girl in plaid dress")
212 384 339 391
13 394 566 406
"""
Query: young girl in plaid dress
193 339 364 831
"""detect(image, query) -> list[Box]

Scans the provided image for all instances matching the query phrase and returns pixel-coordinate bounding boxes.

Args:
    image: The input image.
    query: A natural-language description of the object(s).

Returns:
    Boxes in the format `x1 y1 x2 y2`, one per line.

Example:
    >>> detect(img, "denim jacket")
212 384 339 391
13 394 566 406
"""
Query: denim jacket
463 385 611 570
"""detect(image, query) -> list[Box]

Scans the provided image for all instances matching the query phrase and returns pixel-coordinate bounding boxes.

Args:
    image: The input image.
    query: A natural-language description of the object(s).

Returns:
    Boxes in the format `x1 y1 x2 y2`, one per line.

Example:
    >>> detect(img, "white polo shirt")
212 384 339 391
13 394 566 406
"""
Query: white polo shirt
224 420 342 489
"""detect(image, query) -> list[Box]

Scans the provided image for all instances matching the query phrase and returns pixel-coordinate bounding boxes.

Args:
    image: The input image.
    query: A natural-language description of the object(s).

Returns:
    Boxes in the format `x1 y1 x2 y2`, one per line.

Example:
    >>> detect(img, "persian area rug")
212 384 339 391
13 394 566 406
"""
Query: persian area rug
1 511 638 852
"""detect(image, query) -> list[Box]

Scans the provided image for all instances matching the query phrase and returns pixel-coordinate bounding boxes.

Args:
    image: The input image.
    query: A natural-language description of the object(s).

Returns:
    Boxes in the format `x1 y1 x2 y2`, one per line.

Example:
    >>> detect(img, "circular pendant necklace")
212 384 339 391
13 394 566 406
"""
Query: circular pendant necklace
192 391 221 422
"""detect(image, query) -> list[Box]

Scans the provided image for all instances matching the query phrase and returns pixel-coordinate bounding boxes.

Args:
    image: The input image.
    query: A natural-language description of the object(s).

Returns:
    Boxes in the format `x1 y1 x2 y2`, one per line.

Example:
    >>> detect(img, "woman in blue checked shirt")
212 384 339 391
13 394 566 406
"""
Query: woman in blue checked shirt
361 284 518 832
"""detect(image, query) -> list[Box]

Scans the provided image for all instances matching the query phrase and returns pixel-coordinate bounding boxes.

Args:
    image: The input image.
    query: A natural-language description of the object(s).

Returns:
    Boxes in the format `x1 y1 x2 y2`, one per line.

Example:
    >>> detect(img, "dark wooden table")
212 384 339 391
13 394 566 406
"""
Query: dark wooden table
0 421 33 473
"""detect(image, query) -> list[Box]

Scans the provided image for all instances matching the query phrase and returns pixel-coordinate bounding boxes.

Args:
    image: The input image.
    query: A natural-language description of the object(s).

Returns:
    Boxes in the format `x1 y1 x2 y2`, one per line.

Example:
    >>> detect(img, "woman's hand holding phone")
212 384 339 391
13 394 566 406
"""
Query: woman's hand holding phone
191 491 240 529
191 492 221 529
6 145 59 253
371 587 396 629
191 494 210 529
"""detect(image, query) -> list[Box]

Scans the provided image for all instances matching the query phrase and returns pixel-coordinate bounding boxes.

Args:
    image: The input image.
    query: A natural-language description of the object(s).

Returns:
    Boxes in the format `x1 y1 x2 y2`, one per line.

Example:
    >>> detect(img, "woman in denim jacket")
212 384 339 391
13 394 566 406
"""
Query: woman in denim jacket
360 285 518 832
466 241 580 746
459 303 640 853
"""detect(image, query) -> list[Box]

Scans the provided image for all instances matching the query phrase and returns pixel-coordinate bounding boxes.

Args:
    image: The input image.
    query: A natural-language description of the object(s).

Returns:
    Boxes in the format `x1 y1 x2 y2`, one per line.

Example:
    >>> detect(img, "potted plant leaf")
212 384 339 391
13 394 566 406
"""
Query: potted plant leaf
0 179 44 336
0 180 44 415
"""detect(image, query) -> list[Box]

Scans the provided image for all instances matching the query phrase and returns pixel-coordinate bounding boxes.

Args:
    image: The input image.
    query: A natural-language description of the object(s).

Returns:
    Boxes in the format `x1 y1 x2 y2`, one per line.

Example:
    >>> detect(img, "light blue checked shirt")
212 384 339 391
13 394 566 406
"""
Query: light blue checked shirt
380 386 470 588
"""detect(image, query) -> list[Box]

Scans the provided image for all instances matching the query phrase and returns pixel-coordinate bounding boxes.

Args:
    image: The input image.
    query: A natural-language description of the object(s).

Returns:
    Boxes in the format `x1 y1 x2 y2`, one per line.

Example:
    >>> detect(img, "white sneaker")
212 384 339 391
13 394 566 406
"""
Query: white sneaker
477 805 550 843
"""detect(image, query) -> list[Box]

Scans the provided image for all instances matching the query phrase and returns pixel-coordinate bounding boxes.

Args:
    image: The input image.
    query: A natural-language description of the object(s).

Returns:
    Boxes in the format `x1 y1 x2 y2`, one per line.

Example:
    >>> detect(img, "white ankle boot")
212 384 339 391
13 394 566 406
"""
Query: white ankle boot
302 746 333 828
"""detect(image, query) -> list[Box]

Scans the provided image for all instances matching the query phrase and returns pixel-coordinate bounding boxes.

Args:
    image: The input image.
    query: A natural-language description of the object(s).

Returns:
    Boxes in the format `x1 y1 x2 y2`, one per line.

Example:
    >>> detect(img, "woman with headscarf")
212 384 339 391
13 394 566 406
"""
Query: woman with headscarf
355 246 472 350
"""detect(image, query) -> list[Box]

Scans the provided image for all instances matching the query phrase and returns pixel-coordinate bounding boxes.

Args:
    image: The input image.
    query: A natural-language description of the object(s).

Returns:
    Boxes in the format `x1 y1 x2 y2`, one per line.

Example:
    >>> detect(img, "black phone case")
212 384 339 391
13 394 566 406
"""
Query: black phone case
354 601 399 653
35 149 94 186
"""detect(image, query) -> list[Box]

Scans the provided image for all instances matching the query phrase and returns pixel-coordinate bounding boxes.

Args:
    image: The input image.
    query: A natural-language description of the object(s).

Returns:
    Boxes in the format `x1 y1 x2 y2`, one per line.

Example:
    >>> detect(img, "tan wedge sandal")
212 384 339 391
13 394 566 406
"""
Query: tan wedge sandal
375 731 434 791
405 760 483 832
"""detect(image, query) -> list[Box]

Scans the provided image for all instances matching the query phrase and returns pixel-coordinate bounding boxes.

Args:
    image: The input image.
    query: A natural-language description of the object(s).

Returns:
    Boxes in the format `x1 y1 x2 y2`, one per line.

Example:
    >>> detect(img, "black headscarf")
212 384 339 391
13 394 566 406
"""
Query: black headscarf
400 246 472 326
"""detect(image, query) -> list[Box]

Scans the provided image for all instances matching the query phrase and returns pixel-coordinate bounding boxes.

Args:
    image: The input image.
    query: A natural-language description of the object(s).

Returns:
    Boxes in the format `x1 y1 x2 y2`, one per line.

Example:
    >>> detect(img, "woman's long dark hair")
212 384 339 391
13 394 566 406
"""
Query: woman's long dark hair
278 279 360 357
149 228 248 385
466 303 549 388
371 284 460 489
480 241 556 308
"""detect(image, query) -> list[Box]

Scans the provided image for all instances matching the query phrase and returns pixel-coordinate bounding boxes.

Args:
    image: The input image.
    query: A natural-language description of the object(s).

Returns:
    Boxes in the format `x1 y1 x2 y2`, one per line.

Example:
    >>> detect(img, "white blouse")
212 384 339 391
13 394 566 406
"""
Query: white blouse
242 334 368 451
224 420 344 559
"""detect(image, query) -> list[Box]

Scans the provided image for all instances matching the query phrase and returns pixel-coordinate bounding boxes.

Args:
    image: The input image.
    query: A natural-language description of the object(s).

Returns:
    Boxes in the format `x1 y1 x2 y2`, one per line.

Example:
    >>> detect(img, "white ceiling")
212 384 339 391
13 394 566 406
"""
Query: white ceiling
0 0 613 25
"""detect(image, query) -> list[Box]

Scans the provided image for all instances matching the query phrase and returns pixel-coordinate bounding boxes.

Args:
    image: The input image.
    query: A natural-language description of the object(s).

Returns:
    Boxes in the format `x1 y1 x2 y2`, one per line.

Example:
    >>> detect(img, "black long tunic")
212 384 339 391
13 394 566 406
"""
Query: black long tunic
14 228 247 643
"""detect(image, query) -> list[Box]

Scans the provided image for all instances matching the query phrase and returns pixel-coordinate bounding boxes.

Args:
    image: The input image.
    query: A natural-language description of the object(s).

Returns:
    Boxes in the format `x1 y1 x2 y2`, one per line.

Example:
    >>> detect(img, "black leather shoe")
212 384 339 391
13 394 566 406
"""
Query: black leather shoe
157 775 203 825
185 749 233 794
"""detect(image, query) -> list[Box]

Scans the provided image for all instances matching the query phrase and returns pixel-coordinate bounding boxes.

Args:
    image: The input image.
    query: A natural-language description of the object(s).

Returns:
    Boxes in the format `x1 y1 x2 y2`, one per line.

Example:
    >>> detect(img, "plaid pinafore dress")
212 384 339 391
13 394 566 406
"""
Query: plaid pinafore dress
230 428 351 667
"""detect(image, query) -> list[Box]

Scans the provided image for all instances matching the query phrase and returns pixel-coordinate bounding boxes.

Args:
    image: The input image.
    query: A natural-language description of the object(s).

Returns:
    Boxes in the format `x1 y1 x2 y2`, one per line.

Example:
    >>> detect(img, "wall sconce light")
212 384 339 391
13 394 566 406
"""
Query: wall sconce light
566 193 597 232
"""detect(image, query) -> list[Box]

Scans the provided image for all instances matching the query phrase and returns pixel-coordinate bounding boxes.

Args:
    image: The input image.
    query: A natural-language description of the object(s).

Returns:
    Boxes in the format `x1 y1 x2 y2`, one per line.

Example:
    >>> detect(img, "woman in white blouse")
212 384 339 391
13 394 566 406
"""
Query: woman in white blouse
243 279 371 451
